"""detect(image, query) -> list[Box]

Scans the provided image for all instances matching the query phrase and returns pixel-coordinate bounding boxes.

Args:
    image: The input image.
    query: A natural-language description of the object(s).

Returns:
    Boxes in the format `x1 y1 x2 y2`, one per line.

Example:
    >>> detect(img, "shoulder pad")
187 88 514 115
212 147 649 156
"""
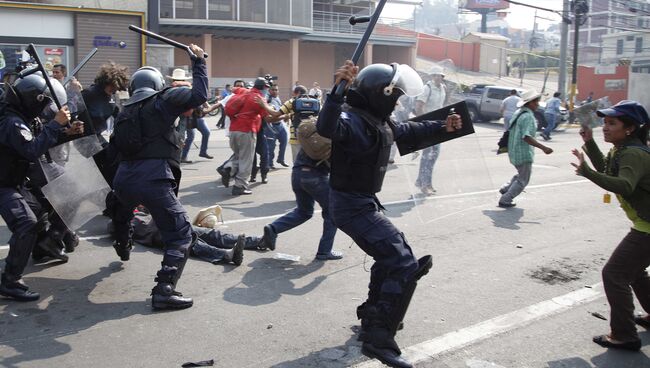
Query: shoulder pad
160 86 192 106
13 122 33 141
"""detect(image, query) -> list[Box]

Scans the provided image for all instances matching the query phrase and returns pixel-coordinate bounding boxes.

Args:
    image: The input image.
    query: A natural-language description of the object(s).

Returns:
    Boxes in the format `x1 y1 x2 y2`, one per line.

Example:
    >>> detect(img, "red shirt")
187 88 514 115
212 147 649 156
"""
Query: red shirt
228 87 267 133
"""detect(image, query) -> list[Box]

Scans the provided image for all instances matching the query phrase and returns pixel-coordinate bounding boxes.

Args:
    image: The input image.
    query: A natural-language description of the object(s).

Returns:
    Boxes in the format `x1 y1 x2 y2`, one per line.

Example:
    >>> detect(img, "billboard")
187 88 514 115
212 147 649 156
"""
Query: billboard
460 0 510 10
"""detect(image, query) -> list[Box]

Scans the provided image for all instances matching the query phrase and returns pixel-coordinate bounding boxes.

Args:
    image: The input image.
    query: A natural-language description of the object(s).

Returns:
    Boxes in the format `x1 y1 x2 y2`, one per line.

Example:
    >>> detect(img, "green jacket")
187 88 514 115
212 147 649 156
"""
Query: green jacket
579 137 650 224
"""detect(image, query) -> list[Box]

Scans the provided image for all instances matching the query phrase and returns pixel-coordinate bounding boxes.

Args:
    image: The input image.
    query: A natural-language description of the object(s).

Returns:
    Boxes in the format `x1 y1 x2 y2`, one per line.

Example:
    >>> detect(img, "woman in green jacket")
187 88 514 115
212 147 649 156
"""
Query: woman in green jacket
572 100 650 351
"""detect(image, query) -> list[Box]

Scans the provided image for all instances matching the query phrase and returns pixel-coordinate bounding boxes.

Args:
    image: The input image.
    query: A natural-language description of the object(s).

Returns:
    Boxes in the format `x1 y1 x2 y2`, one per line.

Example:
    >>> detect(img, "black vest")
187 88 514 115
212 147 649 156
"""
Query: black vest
329 107 393 194
0 112 31 187
129 97 183 163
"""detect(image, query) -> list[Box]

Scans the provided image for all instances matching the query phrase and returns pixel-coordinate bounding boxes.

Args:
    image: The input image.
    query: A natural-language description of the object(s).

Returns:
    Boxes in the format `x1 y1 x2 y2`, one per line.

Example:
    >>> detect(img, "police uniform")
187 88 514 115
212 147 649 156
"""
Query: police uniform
0 87 65 301
316 63 454 368
111 57 208 310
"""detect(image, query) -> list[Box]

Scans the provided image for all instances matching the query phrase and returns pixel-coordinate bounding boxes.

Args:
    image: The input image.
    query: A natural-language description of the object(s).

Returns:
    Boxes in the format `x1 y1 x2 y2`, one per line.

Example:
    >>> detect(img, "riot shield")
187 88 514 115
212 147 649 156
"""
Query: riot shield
380 58 496 216
572 97 611 128
41 134 110 231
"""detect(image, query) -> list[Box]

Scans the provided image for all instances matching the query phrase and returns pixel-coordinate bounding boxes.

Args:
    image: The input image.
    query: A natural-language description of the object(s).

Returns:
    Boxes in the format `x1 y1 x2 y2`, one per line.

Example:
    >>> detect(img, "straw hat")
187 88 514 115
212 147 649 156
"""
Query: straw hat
167 68 191 81
192 205 223 228
517 89 542 107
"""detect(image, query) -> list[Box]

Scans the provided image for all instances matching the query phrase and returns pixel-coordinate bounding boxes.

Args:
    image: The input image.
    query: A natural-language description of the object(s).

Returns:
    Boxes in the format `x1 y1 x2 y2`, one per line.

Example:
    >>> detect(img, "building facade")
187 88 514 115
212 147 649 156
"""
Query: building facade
151 0 418 96
0 1 145 86
569 0 650 63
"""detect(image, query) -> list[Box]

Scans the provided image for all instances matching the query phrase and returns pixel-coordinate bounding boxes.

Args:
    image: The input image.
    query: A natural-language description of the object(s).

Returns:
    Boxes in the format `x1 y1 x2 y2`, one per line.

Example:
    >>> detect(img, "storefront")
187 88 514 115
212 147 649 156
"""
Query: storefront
0 2 144 86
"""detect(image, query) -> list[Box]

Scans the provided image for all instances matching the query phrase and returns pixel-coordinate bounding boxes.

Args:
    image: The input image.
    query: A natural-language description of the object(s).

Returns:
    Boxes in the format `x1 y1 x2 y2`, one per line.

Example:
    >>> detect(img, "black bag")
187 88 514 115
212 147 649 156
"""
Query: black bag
497 113 523 155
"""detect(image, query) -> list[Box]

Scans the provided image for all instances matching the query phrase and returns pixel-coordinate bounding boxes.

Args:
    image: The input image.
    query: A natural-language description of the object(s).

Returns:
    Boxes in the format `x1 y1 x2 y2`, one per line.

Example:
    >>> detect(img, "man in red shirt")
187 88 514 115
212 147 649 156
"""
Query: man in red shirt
229 78 269 195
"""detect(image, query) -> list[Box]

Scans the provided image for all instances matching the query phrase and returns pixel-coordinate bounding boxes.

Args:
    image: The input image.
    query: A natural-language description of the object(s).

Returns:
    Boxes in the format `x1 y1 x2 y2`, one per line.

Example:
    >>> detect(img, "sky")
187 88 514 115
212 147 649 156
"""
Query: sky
384 0 564 31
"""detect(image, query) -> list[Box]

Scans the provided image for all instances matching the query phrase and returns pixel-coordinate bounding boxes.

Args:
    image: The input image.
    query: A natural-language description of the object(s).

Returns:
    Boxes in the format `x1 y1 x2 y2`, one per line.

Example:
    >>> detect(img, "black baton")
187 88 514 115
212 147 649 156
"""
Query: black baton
129 25 209 59
333 0 388 97
63 48 98 87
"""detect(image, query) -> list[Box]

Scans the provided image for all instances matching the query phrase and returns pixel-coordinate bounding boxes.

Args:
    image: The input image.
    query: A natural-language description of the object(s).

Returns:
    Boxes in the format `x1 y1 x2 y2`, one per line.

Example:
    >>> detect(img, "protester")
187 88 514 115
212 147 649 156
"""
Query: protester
500 89 521 131
498 89 553 208
571 100 650 352
542 92 562 141
414 67 446 196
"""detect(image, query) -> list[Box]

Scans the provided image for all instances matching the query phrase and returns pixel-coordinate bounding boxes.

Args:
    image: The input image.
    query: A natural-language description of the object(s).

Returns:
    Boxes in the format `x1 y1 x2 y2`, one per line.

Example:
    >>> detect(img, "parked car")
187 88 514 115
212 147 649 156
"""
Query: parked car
459 84 566 129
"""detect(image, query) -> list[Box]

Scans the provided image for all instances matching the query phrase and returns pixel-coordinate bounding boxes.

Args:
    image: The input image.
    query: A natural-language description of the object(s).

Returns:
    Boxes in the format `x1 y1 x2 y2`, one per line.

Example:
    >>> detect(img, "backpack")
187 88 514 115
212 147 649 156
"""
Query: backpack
296 115 331 163
496 112 525 155
111 103 144 157
224 90 251 119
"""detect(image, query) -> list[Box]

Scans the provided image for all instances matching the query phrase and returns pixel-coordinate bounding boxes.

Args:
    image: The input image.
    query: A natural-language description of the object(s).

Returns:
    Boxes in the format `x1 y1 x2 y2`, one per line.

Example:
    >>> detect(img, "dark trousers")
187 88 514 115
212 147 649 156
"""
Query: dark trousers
251 126 269 178
331 194 418 297
0 187 44 280
113 179 193 268
270 168 336 255
267 122 288 165
603 228 650 341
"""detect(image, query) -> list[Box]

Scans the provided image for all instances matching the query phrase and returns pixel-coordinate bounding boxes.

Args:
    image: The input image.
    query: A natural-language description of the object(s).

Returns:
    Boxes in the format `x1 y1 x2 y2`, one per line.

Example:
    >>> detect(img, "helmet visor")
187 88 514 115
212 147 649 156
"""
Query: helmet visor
385 64 423 97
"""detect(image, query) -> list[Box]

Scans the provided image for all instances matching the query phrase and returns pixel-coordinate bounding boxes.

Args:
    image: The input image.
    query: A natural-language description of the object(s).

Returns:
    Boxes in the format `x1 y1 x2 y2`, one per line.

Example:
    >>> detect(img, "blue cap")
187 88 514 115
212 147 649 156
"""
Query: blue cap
596 100 650 126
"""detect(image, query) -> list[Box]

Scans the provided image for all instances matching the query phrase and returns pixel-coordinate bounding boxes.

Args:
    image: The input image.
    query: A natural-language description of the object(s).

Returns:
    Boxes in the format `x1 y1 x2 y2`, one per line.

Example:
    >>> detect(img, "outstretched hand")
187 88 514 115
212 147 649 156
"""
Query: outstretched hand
579 126 593 142
570 148 585 175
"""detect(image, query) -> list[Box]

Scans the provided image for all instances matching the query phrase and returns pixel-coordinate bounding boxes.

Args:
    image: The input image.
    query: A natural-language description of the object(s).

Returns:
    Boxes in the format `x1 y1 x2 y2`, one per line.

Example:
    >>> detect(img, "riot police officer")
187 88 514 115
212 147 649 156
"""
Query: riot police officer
316 61 462 368
110 44 208 310
0 74 71 301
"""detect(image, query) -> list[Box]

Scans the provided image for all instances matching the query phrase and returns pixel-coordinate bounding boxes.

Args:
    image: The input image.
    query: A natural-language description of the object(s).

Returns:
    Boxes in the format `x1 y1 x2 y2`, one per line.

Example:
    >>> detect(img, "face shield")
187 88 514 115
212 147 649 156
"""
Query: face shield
383 63 424 98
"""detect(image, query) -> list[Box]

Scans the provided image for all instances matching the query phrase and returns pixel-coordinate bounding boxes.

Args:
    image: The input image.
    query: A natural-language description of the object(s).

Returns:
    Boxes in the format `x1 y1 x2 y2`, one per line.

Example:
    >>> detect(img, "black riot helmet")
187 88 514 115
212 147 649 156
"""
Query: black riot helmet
125 66 165 106
347 63 423 120
4 74 53 120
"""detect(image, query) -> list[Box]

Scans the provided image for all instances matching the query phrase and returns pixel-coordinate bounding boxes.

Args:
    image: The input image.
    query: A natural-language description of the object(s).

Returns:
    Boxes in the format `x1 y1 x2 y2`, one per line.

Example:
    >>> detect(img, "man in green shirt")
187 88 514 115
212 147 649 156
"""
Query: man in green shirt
498 90 553 207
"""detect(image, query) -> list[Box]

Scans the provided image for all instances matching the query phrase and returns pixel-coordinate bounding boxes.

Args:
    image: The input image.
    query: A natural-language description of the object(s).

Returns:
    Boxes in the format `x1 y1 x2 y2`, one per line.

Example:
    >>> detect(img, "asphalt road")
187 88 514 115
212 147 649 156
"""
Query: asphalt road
1 117 648 368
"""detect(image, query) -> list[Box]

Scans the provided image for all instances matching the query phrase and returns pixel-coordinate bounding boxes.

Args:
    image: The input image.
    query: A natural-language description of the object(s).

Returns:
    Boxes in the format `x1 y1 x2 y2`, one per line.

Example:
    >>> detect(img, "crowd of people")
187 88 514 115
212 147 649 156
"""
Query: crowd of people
1 46 650 367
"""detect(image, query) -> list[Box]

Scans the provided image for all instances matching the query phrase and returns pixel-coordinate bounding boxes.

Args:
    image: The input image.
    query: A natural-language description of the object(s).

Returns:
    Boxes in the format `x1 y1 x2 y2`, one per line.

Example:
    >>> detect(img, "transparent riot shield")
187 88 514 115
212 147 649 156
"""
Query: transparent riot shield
41 135 110 231
572 97 610 128
379 59 501 226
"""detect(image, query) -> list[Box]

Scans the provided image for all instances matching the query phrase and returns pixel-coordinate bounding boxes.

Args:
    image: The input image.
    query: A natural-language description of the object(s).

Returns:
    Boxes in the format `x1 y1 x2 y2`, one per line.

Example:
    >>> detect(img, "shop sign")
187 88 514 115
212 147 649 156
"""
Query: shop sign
45 48 65 56
604 79 627 91
93 36 127 48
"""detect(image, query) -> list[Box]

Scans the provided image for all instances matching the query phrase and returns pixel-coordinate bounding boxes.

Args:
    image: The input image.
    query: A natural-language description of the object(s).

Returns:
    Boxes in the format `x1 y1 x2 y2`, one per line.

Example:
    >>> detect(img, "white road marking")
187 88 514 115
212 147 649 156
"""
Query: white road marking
353 283 604 368
0 179 590 250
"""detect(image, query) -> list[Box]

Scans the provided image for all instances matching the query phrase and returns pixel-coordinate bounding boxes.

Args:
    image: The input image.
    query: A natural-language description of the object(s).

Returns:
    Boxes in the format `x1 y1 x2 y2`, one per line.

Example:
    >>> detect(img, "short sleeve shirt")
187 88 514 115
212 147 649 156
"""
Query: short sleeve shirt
416 82 446 113
501 95 521 118
507 107 537 166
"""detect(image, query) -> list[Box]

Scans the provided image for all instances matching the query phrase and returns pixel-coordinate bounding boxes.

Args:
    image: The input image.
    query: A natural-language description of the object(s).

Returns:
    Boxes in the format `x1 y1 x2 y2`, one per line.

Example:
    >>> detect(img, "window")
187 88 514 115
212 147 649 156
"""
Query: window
209 0 236 20
268 0 290 25
175 0 207 19
486 88 509 100
240 0 265 22
617 39 624 54
636 37 643 53
292 0 311 27
160 0 173 18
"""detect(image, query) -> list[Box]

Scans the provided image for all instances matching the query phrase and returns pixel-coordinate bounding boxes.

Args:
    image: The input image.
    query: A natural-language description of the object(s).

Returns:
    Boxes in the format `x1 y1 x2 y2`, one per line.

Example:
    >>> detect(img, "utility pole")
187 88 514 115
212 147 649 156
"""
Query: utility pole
569 0 589 110
558 0 570 102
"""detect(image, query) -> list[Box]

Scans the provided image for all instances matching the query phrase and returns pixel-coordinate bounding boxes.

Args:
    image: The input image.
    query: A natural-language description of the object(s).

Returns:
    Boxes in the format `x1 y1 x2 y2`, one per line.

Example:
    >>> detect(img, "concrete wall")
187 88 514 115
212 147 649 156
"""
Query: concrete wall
628 72 650 108
416 33 479 72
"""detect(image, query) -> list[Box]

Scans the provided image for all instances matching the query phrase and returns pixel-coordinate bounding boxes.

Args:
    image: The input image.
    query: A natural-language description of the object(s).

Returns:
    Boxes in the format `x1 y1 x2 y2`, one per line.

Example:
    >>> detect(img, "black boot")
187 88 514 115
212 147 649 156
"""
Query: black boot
261 168 269 184
151 281 193 310
151 243 192 310
0 275 39 302
63 231 79 253
217 166 231 188
230 234 245 266
2 233 40 301
250 166 258 183
33 232 68 263
360 306 413 368
112 239 133 261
